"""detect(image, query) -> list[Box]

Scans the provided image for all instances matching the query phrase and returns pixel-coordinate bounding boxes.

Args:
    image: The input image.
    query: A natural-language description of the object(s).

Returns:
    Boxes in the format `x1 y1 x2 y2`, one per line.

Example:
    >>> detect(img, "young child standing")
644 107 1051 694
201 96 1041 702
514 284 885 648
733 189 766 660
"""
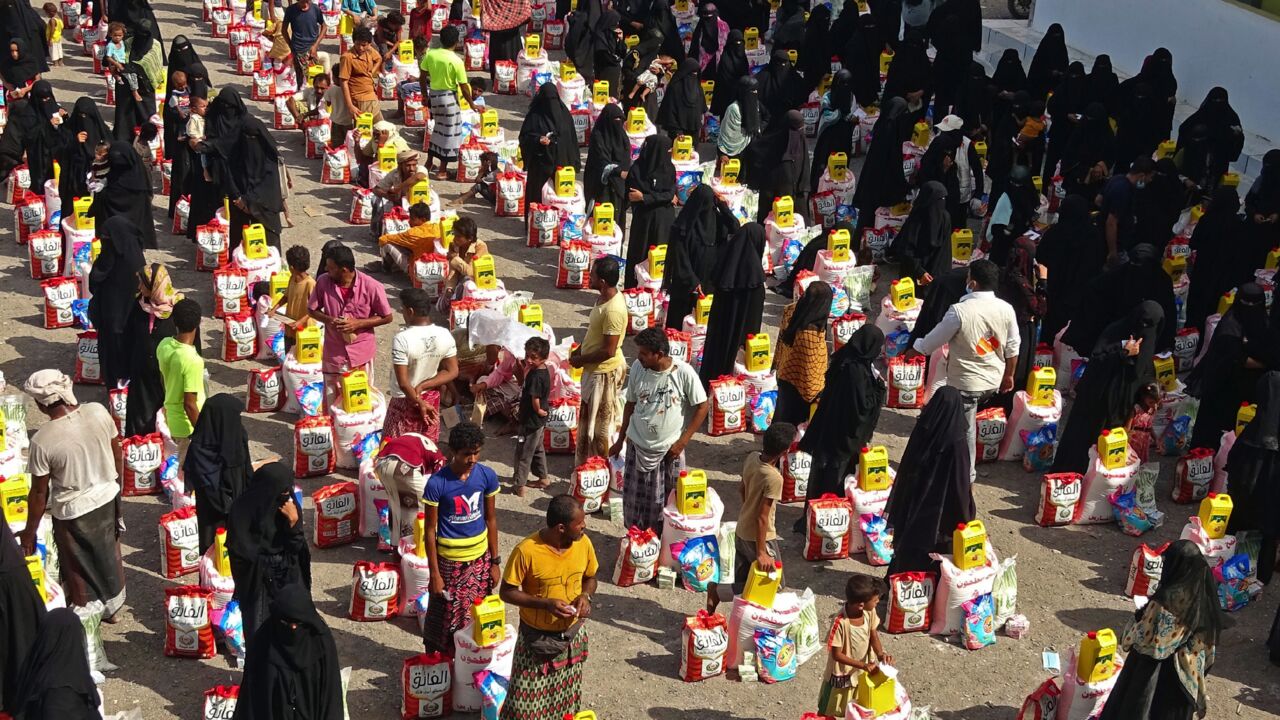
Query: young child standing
104 21 127 72
512 336 552 496
186 95 211 181
272 245 316 349
817 574 894 719
42 3 63 67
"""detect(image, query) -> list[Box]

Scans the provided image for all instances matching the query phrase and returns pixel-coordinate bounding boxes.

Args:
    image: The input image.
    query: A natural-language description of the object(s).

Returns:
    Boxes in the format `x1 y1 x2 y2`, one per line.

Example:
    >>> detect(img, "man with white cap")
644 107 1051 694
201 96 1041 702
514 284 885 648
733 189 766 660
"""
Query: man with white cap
19 369 127 621
934 113 985 221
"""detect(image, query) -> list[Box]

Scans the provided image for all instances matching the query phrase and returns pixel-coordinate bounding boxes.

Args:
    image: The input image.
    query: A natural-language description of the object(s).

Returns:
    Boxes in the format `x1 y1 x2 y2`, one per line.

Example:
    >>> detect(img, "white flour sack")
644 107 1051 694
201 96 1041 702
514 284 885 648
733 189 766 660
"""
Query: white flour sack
845 476 893 556
349 560 401 621
613 526 662 587
198 545 235 616
282 350 324 415
246 366 284 413
680 610 729 682
1077 447 1138 524
659 488 724 571
804 494 853 561
707 375 748 436
1035 472 1083 527
1056 646 1123 720
999 390 1063 461
542 397 579 454
164 585 216 659
451 623 516 713
1125 542 1170 597
158 506 201 579
401 653 452 719
331 390 387 469
725 592 802 668
312 481 359 548
928 543 999 636
359 457 389 537
203 686 239 720
885 571 934 634
293 415 336 478
74 331 101 385
398 537 431 616
886 355 926 409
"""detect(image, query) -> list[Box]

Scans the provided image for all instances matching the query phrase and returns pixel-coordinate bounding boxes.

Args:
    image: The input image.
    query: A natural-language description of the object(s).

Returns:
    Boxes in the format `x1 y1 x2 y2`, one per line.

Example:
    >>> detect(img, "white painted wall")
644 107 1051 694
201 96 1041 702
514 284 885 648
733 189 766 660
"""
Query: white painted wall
1031 0 1280 145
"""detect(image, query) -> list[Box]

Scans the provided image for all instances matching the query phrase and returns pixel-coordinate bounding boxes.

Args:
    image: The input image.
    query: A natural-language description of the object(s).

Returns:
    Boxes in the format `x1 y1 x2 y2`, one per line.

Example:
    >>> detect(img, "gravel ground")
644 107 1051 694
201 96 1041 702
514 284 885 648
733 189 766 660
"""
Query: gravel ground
3 2 1279 719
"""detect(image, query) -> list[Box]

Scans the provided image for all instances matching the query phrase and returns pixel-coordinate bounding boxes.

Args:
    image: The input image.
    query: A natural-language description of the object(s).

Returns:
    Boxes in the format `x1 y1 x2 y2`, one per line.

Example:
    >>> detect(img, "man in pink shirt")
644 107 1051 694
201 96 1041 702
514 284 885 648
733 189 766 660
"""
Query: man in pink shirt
308 244 394 380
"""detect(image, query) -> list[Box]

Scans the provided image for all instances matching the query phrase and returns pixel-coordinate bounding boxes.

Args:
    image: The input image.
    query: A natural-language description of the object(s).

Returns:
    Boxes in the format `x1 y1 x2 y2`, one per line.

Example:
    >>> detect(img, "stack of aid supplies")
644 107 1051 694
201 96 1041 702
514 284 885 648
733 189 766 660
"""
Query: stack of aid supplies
658 470 724 577
843 446 896 565
449 596 516 714
999 368 1063 463
732 333 778 433
1018 629 1122 720
1179 493 1263 611
723 563 822 685
921 520 1019 648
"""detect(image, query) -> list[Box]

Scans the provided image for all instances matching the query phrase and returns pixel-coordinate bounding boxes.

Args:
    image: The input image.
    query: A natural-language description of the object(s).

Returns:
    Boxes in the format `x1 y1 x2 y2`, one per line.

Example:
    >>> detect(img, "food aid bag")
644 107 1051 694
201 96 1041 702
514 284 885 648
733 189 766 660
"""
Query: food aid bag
196 222 230 271
527 203 561 247
313 481 359 548
1017 678 1060 720
753 627 797 683
830 311 867 353
203 685 239 720
623 288 656 334
272 94 297 129
659 488 725 571
164 585 217 658
41 276 78 329
555 240 592 288
383 207 412 237
543 396 579 453
886 571 934 634
251 69 274 100
1078 447 1139 524
397 537 432 617
1000 390 1064 461
886 355 926 409
222 311 257 362
781 439 811 504
411 252 448 298
74 331 102 385
1056 647 1122 720
1172 447 1214 503
861 514 894 566
246 366 284 412
1180 516 1238 567
107 381 129 434
1036 472 1083 526
494 171 526 217
121 432 165 496
463 36 487 71
680 610 729 682
493 60 517 94
158 506 201 579
198 545 236 620
1125 541 1170 597
572 456 610 512
847 481 892 556
455 139 483 182
929 543 999 636
294 415 336 478
303 118 332 158
213 267 249 319
1174 327 1199 371
359 457 390 538
804 493 852 560
349 560 401 621
975 407 1007 463
323 146 352 184
672 535 720 591
708 375 748 436
348 187 374 225
612 526 661 587
377 70 399 100
402 652 452 718
451 623 517 713
961 593 996 650
27 229 62 279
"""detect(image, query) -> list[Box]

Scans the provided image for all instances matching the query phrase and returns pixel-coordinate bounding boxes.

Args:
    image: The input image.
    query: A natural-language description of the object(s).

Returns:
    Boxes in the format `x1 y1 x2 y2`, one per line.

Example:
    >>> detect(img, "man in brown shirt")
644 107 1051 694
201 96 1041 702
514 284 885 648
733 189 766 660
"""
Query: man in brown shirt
339 25 383 123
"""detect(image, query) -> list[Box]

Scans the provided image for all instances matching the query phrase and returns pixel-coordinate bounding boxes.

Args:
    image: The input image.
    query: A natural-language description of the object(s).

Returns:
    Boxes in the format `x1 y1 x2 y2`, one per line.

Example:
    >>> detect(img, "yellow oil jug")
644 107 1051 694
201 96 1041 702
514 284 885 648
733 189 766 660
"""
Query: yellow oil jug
524 33 541 58
1 473 30 526
338 13 354 35
1153 353 1177 392
414 511 427 558
672 135 694 162
555 167 576 197
720 158 740 185
745 333 772 372
974 140 987 159
858 446 891 491
560 59 577 81
828 228 851 262
592 80 609 105
573 712 598 720
648 244 667 279
473 255 497 290
409 179 432 206
471 595 506 647
1218 288 1235 316
377 144 398 173
341 369 371 413
356 112 374 137
1163 255 1186 283
951 229 974 263
1222 172 1241 189
744 27 760 51
1032 175 1043 193
1190 204 1205 224
952 520 987 571
1156 139 1176 159
223 195 231 220
786 49 797 64
1097 428 1128 470
1237 402 1257 436
270 269 290 301
879 50 894 75
1198 493 1233 539
439 214 455 250
855 667 897 716
816 73 832 97
27 554 46 603
90 238 101 262
1077 629 1118 683
297 324 323 364
695 294 713 326
480 108 499 138
625 34 639 50
911 120 930 147
214 527 232 575
242 223 269 259
73 196 94 230
1267 247 1280 270
307 63 325 80
593 203 614 236
773 196 794 227
676 469 708 516
742 561 782 608
890 277 915 311
397 39 415 64
627 106 648 133
519 304 543 332
701 80 714 107
1027 366 1056 406
828 151 849 182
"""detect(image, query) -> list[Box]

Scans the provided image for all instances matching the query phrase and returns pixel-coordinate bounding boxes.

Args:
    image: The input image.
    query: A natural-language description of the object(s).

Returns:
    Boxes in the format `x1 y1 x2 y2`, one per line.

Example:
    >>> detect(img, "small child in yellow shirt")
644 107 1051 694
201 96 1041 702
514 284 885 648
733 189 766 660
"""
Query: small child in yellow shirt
817 574 893 719
43 3 64 67
379 201 442 274
272 245 317 348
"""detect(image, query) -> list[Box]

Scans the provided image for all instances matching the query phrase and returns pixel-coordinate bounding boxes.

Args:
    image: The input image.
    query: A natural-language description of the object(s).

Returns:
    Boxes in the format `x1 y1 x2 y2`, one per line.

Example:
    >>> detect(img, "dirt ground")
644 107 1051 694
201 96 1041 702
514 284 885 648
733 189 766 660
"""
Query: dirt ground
2 2 1279 719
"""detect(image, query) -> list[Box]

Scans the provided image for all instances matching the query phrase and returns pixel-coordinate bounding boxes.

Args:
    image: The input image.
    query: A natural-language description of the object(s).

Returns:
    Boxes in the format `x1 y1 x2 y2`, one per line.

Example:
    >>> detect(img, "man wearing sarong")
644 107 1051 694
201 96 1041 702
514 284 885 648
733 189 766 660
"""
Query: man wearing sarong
569 257 627 465
419 24 474 181
18 370 127 621
500 495 597 720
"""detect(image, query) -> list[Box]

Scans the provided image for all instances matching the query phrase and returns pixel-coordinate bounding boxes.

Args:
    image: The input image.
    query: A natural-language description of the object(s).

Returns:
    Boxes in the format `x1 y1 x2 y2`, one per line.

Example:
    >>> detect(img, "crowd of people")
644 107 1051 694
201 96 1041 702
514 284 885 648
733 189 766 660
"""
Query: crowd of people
0 0 1279 718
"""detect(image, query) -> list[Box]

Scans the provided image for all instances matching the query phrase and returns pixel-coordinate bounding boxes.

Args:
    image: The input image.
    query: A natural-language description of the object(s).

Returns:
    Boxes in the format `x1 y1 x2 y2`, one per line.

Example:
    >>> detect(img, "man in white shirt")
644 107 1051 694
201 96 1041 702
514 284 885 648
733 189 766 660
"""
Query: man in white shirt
907 259 1020 481
386 288 459 440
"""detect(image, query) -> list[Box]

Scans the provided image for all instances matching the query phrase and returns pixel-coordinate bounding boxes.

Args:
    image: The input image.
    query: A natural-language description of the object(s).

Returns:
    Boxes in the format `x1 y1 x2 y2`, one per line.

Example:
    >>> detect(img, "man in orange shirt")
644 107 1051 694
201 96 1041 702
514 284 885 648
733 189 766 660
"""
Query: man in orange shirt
339 25 383 123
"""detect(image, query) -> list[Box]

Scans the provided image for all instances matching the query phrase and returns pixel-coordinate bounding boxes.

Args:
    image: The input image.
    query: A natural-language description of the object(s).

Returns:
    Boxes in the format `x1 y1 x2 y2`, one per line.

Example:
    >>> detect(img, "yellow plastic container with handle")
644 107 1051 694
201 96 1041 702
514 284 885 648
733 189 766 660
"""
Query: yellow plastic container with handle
648 244 667 279
473 255 497 290
627 107 647 133
439 215 455 250
744 27 760 51
592 203 614 236
1153 353 1177 392
270 269 290 301
741 561 781 608
1077 629 1119 683
341 370 372 413
356 112 374 138
701 80 715 107
1027 367 1057 406
773 196 794 227
524 34 541 58
242 223 269 259
890 277 915 311
378 144 398 172
471 595 507 647
414 512 427 558
672 135 694 162
297 324 323 364
560 59 577 81
519 304 543 332
858 446 891 491
1267 247 1280 271
912 121 931 147
27 554 46 603
1 473 29 527
952 520 987 571
1156 139 1176 159
480 108 500 138
592 80 610 106
1237 402 1257 436
696 294 713 326
745 333 772 372
676 469 708 516
409 179 432 206
397 39 415 64
786 48 797 64
827 152 849 182
951 229 974 263
214 527 232 576
828 228 851 262
1163 255 1186 283
555 167 576 198
1222 172 1241 189
879 50 894 75
1097 428 1128 470
855 667 897 716
625 34 639 50
720 158 740 185
1198 493 1233 539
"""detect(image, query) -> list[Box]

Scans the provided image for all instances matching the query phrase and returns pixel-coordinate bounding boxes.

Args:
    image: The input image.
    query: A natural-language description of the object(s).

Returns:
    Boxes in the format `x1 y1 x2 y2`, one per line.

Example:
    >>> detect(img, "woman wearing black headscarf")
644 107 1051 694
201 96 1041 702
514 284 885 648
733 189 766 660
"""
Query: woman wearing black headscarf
687 2 728 77
656 58 706 139
1059 101 1115 197
795 3 832 86
1175 88 1244 190
234 584 343 720
754 50 800 126
0 520 45 714
989 49 1026 125
771 0 807 50
111 35 157 142
168 35 210 93
1187 282 1270 450
881 31 931 120
186 87 243 242
565 0 603 81
186 394 254 555
1134 158 1191 250
58 98 111 203
1186 187 1246 333
985 165 1039 266
1085 54 1120 118
800 325 886 502
709 30 746 117
927 0 981 117
592 10 626 97
838 10 883 109
1052 301 1163 474
2 38 44 95
884 385 975 576
893 181 952 287
1244 149 1280 269
951 62 992 134
10 81 64 190
815 69 854 142
163 38 211 220
1062 243 1177 356
650 0 686 61
1042 61 1088 177
0 0 48 81
1224 372 1280 586
88 216 146 391
228 462 311 640
8 609 99 720
1130 47 1178 141
518 83 581 205
916 132 962 227
1113 81 1165 172
620 28 665 116
582 104 631 216
746 109 809 221
996 236 1047 404
1037 194 1105 342
774 280 833 425
1025 23 1067 101
716 76 761 160
664 184 739 329
205 89 284 250
699 222 766 384
624 134 676 287
1098 540 1221 720
852 97 910 228
122 263 185 437
91 142 156 249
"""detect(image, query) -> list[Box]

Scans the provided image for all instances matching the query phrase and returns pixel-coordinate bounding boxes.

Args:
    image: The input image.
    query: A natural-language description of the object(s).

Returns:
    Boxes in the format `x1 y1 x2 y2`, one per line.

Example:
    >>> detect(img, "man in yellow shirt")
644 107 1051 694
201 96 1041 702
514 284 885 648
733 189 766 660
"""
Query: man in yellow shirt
568 257 627 465
379 201 441 273
500 495 597 720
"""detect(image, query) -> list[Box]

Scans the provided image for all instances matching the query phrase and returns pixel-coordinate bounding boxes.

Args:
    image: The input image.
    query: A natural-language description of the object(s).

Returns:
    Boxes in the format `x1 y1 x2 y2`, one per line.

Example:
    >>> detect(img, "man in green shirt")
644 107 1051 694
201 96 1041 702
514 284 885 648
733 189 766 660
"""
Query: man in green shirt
418 25 473 180
156 299 206 464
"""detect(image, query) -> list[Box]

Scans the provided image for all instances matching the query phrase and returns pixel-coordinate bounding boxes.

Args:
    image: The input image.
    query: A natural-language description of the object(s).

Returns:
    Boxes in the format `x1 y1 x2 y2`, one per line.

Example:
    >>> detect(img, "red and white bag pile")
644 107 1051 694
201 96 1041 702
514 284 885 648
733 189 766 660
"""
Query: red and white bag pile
1056 646 1122 720
886 355 926 409
41 276 78 329
1035 472 1083 527
348 187 374 225
1016 678 1060 720
1172 446 1214 503
556 240 592 288
246 367 284 412
885 571 935 634
313 481 359 548
666 329 693 366
294 415 337 478
494 171 526 217
322 146 351 184
804 493 852 560
1078 446 1138 524
543 397 579 454
572 456 610 512
27 229 62 279
411 252 448 298
845 473 893 556
121 432 165 496
196 221 230 271
222 311 257 361
350 560 401 621
679 610 729 682
75 331 102 385
707 375 748 436
613 526 661 587
830 311 866 352
1125 542 1169 597
107 382 128 434
164 585 217 659
158 506 201 578
623 288 656 334
203 685 239 720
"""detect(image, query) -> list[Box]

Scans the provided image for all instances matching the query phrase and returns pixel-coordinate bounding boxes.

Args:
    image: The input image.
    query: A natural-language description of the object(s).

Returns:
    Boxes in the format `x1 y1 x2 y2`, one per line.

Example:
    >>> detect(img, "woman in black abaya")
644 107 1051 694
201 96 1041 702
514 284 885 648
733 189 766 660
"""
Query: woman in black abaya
187 87 244 242
656 58 706 139
1025 23 1067 101
989 49 1026 126
838 11 883 109
754 50 800 126
716 75 760 160
1244 150 1280 271
892 181 951 287
88 217 147 391
91 141 156 249
582 104 631 216
985 165 1039 267
927 0 981 116
709 30 747 118
1085 54 1120 119
1043 61 1088 177
997 236 1047 402
592 10 626 97
687 3 728 78
1037 194 1105 342
0 0 48 81
1175 87 1244 191
1223 372 1280 586
1059 101 1115 198
800 325 886 503
908 267 968 348
1098 540 1221 720
624 134 676 288
1186 187 1246 333
1052 301 1163 474
12 81 63 190
1133 158 1190 251
916 132 962 228
0 520 45 714
565 0 604 82
883 386 975 576
880 32 930 119
745 110 809 222
699 222 766 385
518 83 581 205
1187 282 1270 450
795 3 832 85
9 609 99 720
122 263 185 436
664 184 739 329
1062 244 1177 357
186 394 254 555
212 110 284 251
774 281 833 426
111 33 157 142
852 97 910 229
234 584 343 720
58 98 111 203
228 462 311 640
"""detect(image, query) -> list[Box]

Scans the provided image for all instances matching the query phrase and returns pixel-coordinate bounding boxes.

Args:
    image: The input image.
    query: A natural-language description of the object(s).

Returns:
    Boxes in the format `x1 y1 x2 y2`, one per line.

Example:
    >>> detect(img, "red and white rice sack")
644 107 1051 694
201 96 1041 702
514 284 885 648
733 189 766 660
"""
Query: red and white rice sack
1056 646 1122 720
281 349 324 415
41 276 78 329
555 240 592 288
331 389 387 470
212 266 250 319
781 425 811 504
974 406 1006 464
411 252 448 299
572 455 610 512
222 311 257 362
164 585 217 659
886 354 926 409
75 331 102 385
293 415 337 478
246 366 284 413
349 560 401 621
724 591 803 668
402 653 452 719
1035 472 1083 527
1125 542 1169 597
121 432 165 496
494 171 526 217
885 571 935 634
1179 516 1237 568
1078 446 1139 524
1172 446 1214 504
158 506 200 578
203 685 239 720
543 396 579 454
313 481 359 548
613 526 661 587
451 622 517 713
804 493 852 561
707 375 749 436
680 610 729 682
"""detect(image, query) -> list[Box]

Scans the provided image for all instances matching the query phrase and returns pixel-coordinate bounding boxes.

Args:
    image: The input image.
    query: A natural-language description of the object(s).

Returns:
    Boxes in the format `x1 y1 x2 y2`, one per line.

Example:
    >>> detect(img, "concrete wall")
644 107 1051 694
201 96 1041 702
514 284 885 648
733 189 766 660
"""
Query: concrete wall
1031 0 1280 145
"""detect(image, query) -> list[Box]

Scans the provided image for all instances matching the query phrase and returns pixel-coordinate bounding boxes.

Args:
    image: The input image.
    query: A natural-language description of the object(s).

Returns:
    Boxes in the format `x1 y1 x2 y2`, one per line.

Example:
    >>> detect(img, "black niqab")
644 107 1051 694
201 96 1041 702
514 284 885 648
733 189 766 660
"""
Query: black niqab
852 97 910 212
1026 23 1067 99
1038 194 1105 340
234 584 343 720
1 520 46 713
699 222 767 383
908 267 969 346
1224 372 1280 537
799 325 886 462
1086 54 1120 117
185 394 254 554
582 104 631 210
59 98 112 201
11 609 100 720
519 83 581 199
88 216 147 336
1 37 45 88
710 30 747 117
656 58 706 138
895 180 951 282
228 463 312 638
